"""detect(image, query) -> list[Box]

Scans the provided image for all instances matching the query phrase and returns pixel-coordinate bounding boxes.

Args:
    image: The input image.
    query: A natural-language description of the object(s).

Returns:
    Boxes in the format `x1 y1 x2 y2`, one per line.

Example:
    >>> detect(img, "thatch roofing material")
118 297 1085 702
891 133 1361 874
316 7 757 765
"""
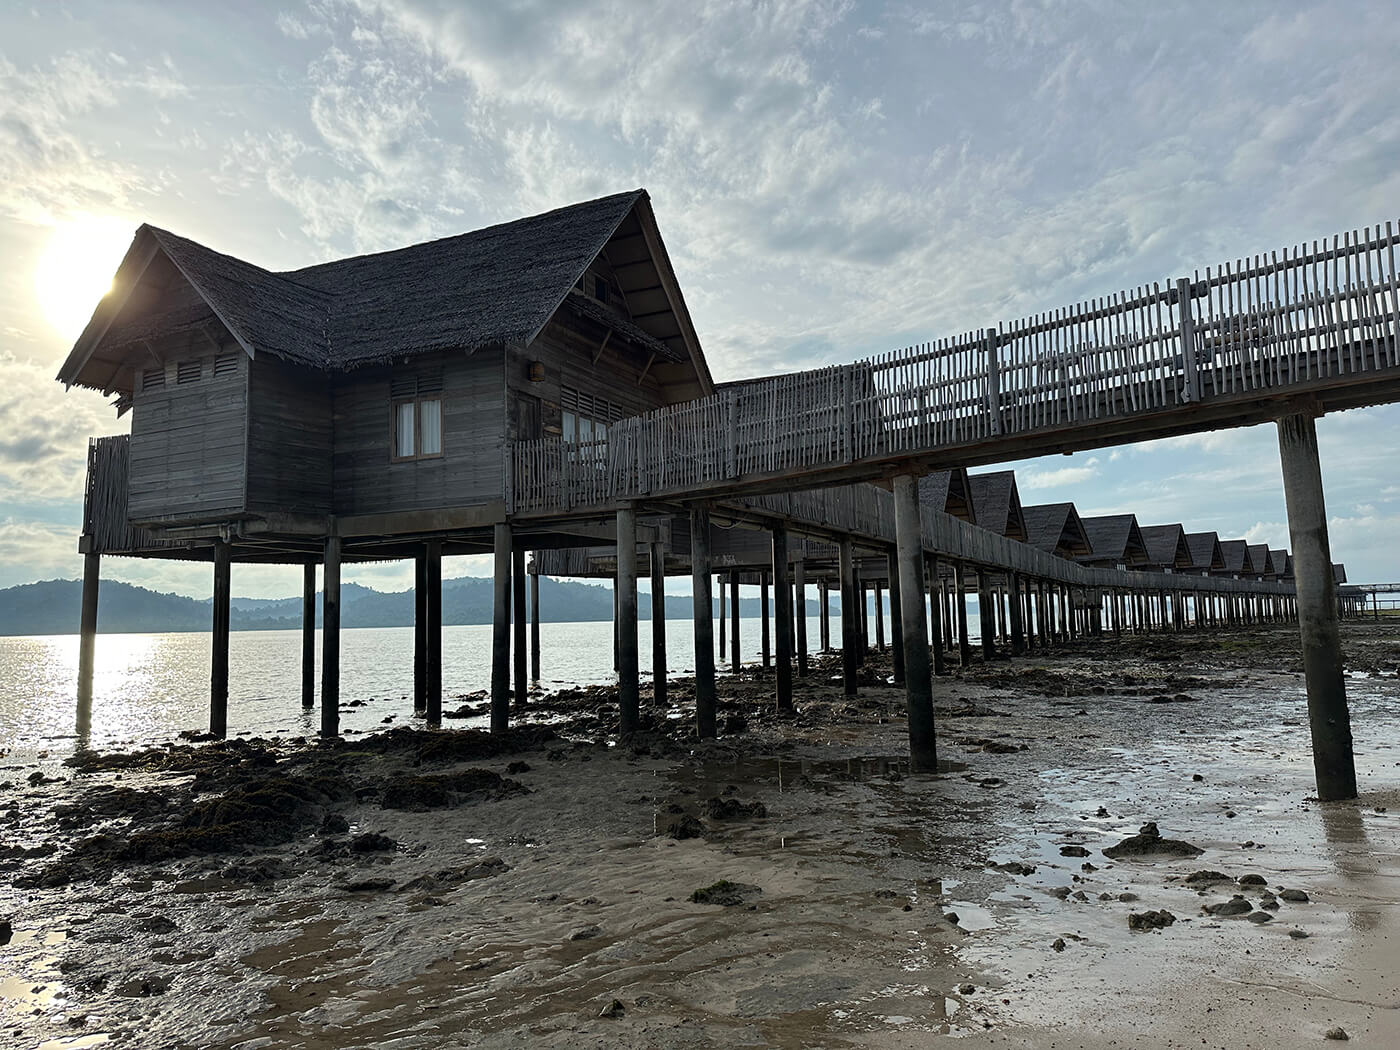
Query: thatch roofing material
918 468 976 524
967 471 1026 541
1079 514 1148 565
1139 524 1194 570
1218 540 1255 575
1022 502 1094 558
1184 531 1226 572
1247 543 1274 577
1269 549 1290 577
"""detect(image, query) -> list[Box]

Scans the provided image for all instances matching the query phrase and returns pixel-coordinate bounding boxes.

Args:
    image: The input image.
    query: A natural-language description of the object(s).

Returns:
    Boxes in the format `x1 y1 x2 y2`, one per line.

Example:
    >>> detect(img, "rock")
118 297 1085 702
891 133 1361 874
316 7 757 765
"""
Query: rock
350 832 396 853
507 761 531 775
723 715 748 734
944 911 960 924
344 877 395 892
598 999 625 1019
1279 888 1310 903
1102 822 1203 859
1096 806 1110 818
1288 929 1309 939
0 917 10 944
982 741 1021 754
990 861 1036 876
1118 892 1139 902
1324 1027 1349 1041
1225 810 1237 818
1051 937 1066 952
1246 911 1272 923
1192 774 1204 782
1238 873 1267 887
1128 909 1176 931
958 983 976 995
689 880 761 907
320 813 350 834
665 815 706 840
1205 895 1253 916
1059 845 1091 858
702 797 767 820
1071 890 1090 902
381 770 525 811
570 925 602 941
1185 870 1233 886
1048 887 1071 900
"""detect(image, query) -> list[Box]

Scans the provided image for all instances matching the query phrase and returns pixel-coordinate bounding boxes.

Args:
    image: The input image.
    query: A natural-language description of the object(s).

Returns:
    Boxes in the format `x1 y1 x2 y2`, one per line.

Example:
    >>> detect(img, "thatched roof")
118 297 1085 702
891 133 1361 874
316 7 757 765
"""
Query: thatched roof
1269 549 1290 577
1247 543 1274 577
918 468 976 523
967 471 1026 541
1184 531 1226 572
1078 514 1148 566
1333 563 1348 584
1217 540 1256 575
1022 502 1093 558
1139 524 1195 570
59 190 713 401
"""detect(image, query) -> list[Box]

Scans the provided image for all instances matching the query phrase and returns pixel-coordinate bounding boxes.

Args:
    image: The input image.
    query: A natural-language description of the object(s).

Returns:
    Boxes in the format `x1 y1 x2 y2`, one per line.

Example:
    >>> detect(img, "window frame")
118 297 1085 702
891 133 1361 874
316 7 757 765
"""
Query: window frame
390 395 444 462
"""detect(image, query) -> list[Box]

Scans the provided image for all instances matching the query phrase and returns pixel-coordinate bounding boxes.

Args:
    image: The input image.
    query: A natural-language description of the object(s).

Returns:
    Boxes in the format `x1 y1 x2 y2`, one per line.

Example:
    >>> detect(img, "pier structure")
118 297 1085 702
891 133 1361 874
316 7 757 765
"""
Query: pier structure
59 193 1400 801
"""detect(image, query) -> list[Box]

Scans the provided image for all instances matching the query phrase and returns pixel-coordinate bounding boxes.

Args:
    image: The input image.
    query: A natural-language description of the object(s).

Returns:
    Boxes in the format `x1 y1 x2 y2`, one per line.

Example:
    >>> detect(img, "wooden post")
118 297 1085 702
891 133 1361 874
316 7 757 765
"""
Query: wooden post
425 541 442 725
490 524 511 733
874 580 885 651
718 564 727 661
530 568 541 682
76 550 99 739
513 547 528 710
616 506 640 734
321 534 341 739
691 507 717 738
210 540 231 739
818 579 830 652
795 558 809 678
1277 410 1356 801
1009 572 1025 655
413 551 427 712
928 553 946 676
984 328 1002 435
894 475 938 770
760 569 771 669
954 563 971 666
729 570 741 673
839 538 859 697
773 525 794 712
302 561 317 709
650 542 667 706
857 573 869 663
886 548 904 686
977 568 996 660
1178 277 1200 403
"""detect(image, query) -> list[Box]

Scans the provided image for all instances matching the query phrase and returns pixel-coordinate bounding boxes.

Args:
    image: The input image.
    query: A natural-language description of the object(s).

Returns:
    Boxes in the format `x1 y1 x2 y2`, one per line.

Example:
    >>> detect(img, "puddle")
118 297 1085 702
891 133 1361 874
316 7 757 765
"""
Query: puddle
35 1037 111 1050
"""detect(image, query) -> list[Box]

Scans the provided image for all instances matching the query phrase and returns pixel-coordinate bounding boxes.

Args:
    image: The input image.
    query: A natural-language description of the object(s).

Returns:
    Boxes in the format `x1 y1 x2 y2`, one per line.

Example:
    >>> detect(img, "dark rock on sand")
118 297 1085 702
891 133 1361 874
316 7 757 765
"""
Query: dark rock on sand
1128 910 1176 931
1059 845 1091 858
380 770 525 811
598 999 626 1018
507 761 531 775
1102 822 1203 859
990 861 1037 876
665 815 706 840
350 832 396 853
1185 870 1233 886
0 917 10 944
703 796 767 820
1324 1027 1349 1041
344 877 395 892
689 880 762 907
1205 895 1253 916
570 925 602 941
1278 888 1310 903
320 813 350 834
1238 873 1267 887
400 857 509 891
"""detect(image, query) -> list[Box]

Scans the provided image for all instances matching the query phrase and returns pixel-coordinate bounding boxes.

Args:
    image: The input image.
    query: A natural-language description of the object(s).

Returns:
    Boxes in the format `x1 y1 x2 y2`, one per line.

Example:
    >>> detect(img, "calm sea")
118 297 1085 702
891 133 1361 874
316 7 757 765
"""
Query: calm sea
0 616 857 762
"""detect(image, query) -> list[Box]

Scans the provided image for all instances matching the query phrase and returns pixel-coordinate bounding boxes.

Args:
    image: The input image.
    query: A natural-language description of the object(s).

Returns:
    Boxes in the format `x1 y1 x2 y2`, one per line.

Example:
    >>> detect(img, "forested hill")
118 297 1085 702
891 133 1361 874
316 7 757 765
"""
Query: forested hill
0 576 825 636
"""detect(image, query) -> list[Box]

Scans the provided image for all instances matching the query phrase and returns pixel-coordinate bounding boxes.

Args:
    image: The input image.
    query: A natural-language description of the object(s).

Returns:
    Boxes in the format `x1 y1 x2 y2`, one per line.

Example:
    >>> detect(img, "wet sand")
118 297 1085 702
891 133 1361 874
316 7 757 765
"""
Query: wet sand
3 622 1398 1049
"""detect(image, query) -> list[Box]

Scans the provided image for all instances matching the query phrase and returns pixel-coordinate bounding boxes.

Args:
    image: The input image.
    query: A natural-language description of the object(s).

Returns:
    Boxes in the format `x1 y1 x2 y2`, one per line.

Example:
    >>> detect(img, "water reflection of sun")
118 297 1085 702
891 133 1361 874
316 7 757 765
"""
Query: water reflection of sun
34 215 135 342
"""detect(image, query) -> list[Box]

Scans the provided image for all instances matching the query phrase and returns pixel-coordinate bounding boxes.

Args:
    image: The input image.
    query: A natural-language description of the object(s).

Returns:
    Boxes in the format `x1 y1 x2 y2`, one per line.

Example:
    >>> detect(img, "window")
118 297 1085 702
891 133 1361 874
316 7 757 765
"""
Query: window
593 275 609 304
391 369 444 461
559 388 619 447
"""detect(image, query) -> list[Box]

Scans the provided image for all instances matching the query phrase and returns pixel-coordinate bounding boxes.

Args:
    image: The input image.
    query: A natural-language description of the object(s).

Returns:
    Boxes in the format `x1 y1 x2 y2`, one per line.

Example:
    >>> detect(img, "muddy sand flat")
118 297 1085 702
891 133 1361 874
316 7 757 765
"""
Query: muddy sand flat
3 622 1398 1049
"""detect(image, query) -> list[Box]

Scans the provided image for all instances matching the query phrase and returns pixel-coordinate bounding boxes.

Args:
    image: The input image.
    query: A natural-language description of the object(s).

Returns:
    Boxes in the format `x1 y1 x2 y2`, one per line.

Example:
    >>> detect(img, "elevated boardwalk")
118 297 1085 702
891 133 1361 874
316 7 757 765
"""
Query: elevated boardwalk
511 225 1400 514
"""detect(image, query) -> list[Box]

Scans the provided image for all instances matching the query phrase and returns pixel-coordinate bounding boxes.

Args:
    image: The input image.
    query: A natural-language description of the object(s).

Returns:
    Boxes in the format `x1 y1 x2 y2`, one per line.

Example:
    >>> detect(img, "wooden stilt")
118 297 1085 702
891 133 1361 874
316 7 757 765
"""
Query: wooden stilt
955 563 971 666
321 534 341 739
77 549 100 738
425 540 442 725
490 524 511 733
839 538 859 697
413 551 427 712
729 570 740 672
795 558 809 678
893 475 937 771
874 580 885 651
650 542 667 706
760 570 771 668
617 506 640 734
773 525 793 712
210 539 231 739
928 553 946 676
977 568 996 660
886 548 904 686
513 547 528 710
530 568 541 682
691 508 716 738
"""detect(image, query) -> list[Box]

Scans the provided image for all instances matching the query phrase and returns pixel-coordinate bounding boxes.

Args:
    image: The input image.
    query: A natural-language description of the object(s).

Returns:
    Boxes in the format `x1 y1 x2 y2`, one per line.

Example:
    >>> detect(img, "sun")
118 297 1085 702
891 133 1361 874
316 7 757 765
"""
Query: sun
34 215 138 343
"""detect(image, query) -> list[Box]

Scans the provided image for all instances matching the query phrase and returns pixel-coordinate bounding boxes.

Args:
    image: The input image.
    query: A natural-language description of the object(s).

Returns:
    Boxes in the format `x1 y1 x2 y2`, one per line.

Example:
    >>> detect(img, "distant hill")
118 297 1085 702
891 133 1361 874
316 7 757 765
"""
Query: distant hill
0 576 831 636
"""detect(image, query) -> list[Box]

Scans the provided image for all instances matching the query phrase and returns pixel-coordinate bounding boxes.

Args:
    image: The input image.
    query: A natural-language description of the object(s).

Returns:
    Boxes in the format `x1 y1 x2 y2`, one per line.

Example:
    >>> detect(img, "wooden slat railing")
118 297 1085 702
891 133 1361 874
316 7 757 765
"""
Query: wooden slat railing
509 220 1400 514
82 435 179 554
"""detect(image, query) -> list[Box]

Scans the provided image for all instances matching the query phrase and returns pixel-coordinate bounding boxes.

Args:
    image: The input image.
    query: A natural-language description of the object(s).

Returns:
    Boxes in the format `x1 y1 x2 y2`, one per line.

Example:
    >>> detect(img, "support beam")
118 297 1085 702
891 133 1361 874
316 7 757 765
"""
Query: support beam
210 539 231 739
818 579 830 652
413 551 427 712
691 508 717 738
928 554 946 676
874 580 885 651
795 559 809 678
617 506 640 735
490 524 511 733
954 564 971 667
425 541 442 725
1009 572 1025 655
76 550 99 739
839 538 859 697
321 534 341 739
886 548 904 686
729 571 741 673
302 562 317 710
650 542 667 707
513 547 528 710
894 475 937 771
760 570 771 668
530 569 541 682
977 568 996 660
1277 411 1356 801
718 567 727 661
773 525 794 711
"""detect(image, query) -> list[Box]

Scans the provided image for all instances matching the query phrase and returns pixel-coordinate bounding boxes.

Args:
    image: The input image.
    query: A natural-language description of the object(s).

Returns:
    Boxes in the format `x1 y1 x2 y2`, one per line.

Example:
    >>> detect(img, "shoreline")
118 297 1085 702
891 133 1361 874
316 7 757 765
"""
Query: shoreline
2 623 1398 1048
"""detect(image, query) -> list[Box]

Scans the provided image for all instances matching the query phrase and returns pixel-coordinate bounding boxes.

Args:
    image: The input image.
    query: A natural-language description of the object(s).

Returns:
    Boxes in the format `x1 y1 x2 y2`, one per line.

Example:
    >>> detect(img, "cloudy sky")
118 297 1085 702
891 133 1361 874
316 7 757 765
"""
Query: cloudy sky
4 0 1400 599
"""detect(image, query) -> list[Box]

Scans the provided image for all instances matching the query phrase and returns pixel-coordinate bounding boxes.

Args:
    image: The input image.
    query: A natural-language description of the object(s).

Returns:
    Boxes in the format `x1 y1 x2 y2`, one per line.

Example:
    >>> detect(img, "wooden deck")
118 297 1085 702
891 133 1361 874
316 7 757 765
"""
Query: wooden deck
510 223 1400 512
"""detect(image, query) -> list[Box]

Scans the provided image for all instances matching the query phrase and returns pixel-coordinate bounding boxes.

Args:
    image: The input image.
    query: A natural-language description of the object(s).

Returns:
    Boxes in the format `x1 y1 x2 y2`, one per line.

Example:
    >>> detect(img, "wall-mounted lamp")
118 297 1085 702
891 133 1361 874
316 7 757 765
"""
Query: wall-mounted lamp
528 360 545 383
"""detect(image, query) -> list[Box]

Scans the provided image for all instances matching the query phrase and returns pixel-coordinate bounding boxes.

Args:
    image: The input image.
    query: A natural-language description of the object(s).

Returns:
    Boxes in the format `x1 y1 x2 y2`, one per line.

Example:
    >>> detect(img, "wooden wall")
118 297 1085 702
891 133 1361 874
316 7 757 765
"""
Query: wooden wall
331 349 505 515
246 356 333 516
128 344 248 522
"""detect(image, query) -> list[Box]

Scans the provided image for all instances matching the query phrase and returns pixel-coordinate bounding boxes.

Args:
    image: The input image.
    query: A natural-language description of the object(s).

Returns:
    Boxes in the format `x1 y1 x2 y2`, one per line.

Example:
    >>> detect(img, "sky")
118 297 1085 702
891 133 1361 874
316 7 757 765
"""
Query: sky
4 0 1400 601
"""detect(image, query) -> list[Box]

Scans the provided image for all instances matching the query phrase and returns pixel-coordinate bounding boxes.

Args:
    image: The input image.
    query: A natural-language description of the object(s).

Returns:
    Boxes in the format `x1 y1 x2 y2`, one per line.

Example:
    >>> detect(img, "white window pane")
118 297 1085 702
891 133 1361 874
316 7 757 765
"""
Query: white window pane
579 417 594 442
562 410 577 444
595 421 607 446
396 402 415 457
419 399 442 455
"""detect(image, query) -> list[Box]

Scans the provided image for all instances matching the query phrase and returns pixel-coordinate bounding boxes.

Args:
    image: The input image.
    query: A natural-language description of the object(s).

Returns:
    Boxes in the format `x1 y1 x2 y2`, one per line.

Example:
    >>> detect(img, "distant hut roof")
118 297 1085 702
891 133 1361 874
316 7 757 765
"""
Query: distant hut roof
1184 531 1226 572
1139 524 1195 570
1078 514 1149 566
1022 502 1094 558
967 471 1027 541
1269 549 1290 577
1333 563 1348 584
1247 543 1275 577
918 468 976 523
59 190 714 403
1217 540 1256 575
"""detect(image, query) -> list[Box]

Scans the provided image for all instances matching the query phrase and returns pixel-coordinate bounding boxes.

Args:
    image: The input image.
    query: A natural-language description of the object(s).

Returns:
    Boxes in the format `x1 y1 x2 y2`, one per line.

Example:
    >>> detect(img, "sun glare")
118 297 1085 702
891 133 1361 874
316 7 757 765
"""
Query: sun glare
35 215 137 343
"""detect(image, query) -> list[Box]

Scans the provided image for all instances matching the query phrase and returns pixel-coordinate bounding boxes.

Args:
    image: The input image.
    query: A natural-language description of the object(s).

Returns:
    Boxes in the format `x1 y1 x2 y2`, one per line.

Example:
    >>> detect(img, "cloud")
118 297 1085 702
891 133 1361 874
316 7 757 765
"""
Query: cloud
1020 456 1099 490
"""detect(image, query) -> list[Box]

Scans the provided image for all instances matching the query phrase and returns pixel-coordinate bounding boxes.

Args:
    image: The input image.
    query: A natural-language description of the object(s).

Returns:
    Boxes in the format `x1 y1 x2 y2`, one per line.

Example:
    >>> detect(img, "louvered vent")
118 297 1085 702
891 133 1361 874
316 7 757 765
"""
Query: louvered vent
142 367 166 391
177 360 203 384
391 369 444 398
213 353 239 377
